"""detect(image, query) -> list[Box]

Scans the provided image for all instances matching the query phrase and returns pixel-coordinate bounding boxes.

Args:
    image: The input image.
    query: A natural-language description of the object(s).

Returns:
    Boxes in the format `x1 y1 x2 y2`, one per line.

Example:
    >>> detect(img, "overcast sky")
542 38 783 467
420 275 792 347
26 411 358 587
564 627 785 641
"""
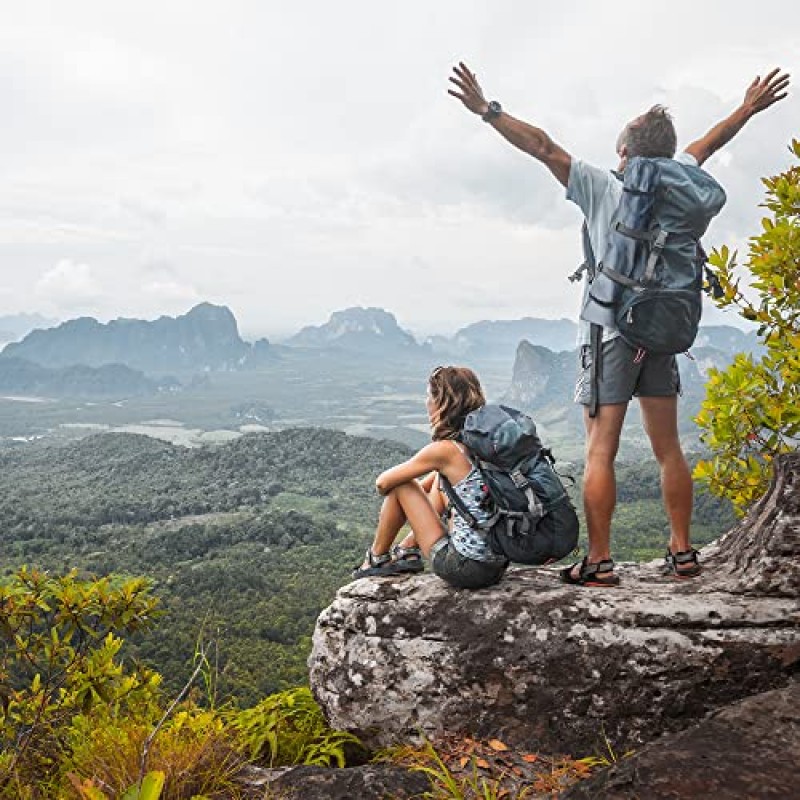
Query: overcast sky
0 1 797 340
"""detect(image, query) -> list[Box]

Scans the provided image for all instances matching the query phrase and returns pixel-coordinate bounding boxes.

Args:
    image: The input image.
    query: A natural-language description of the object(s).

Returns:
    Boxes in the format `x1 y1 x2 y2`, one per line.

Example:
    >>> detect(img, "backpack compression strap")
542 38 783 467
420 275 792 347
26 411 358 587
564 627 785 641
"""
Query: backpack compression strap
611 222 669 285
568 221 596 284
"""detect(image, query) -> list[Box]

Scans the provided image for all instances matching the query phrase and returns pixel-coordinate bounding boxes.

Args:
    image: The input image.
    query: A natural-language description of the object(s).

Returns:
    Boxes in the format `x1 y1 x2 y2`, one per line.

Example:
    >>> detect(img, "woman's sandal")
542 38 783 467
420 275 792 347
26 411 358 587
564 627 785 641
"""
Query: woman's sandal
663 548 702 578
352 549 406 579
560 556 621 587
390 544 425 574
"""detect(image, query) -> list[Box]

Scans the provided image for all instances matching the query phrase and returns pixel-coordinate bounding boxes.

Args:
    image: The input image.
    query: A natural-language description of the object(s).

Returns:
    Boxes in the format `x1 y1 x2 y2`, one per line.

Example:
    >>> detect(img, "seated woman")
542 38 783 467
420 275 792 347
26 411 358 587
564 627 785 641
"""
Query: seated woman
353 365 508 590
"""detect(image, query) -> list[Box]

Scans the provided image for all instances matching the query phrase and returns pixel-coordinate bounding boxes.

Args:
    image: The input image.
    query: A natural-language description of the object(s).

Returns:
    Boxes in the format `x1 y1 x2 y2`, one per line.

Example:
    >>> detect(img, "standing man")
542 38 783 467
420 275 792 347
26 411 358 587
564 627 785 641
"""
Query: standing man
448 63 789 585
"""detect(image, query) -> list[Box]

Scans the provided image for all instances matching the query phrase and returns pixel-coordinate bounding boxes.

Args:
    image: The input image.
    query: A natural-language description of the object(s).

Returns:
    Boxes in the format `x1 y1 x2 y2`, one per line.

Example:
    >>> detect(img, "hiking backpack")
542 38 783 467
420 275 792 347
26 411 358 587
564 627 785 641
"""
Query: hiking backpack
438 404 579 565
577 156 727 355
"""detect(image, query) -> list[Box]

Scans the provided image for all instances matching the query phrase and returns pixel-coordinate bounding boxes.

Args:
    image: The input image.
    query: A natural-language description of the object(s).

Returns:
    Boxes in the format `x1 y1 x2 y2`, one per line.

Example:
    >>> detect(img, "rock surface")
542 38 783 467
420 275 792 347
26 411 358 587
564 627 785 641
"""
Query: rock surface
309 454 799 755
561 681 800 799
241 764 430 800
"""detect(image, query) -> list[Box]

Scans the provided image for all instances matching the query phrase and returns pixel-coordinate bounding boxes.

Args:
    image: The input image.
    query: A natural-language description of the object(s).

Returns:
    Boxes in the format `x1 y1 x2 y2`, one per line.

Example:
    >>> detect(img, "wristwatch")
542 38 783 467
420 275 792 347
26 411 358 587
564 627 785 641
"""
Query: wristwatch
482 100 502 122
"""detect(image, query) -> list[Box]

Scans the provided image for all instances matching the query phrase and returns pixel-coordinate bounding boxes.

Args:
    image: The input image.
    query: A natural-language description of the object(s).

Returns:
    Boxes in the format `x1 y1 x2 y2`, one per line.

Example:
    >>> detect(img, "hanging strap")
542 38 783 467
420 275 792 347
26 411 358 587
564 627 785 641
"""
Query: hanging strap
569 221 597 284
588 322 603 419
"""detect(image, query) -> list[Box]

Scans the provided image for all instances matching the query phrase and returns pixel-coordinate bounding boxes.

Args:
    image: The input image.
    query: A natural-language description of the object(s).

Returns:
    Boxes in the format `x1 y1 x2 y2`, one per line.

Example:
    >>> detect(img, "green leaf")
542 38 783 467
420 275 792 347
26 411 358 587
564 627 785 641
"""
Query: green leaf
121 771 165 800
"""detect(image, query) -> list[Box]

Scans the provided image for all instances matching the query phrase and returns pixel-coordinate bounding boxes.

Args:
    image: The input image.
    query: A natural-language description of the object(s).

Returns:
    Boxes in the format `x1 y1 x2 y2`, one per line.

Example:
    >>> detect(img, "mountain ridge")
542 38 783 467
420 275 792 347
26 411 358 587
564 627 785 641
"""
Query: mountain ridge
1 303 274 374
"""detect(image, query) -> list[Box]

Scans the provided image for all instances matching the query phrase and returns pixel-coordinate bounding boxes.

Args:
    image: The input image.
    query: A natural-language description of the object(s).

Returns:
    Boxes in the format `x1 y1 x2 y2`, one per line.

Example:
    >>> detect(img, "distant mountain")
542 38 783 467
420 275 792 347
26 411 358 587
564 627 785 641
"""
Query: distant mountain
693 325 760 354
431 317 579 360
286 307 423 354
0 303 274 374
0 313 58 343
0 357 178 398
503 340 576 410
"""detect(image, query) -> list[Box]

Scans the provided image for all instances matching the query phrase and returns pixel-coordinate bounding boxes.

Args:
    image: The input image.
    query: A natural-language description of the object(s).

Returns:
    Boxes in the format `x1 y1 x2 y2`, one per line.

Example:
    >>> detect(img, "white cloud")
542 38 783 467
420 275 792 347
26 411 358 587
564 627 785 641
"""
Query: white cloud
35 259 102 311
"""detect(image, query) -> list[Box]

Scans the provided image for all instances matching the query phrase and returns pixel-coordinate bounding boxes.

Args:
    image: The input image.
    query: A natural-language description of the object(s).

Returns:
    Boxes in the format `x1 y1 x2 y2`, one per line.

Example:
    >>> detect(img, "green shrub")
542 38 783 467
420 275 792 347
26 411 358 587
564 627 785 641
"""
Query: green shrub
62 707 244 800
229 687 361 767
0 567 160 796
695 139 800 510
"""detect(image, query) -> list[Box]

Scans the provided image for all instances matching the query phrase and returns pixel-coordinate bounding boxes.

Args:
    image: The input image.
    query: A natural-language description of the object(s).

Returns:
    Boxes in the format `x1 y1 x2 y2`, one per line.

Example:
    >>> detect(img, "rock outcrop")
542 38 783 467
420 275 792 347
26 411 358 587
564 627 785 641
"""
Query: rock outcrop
503 340 576 410
309 453 799 756
561 681 800 799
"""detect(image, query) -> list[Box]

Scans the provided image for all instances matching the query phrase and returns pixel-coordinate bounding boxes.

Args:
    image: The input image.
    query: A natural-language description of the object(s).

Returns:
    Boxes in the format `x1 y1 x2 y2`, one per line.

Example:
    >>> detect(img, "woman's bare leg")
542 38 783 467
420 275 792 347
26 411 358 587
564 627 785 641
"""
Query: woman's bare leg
399 473 445 550
360 480 446 568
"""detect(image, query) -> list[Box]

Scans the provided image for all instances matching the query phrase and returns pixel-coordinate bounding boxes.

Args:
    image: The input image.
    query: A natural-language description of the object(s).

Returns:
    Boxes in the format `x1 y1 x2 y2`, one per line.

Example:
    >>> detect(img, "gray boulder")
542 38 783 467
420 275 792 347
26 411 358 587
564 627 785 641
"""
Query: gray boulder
562 681 800 799
309 453 799 755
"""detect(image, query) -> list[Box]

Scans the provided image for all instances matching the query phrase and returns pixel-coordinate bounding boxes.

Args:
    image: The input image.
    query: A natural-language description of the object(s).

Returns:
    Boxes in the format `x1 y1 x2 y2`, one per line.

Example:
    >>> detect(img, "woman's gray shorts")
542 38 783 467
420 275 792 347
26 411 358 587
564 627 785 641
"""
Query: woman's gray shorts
430 537 507 590
574 336 681 406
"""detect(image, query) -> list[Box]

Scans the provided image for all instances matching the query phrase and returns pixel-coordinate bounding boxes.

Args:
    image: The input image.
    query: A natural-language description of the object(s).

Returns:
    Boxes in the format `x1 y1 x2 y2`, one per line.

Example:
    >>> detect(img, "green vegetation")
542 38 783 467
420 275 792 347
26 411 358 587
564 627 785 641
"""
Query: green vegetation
696 139 800 511
0 569 361 799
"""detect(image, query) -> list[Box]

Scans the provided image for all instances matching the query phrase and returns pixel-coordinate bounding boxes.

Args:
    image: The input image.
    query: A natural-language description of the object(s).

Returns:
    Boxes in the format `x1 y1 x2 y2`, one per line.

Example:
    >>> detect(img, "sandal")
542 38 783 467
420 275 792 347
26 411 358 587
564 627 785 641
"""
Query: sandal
352 549 406 579
663 548 702 578
560 556 620 587
390 544 425 574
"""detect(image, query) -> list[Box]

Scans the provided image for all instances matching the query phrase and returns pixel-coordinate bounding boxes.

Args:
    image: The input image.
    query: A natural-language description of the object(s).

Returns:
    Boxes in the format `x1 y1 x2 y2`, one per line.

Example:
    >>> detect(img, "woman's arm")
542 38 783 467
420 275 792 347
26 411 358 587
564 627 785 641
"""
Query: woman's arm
376 442 451 496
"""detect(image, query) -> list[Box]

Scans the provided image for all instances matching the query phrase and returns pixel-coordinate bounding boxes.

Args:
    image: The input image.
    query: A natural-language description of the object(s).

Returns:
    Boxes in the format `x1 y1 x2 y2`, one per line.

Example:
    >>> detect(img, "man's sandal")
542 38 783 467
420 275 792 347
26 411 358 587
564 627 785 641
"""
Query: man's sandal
663 548 702 578
390 544 425 574
560 556 621 587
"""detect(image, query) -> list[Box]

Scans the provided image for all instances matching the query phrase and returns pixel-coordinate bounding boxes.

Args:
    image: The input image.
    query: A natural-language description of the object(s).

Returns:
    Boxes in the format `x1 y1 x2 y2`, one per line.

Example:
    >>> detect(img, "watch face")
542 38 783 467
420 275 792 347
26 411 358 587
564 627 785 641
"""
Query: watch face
489 101 502 114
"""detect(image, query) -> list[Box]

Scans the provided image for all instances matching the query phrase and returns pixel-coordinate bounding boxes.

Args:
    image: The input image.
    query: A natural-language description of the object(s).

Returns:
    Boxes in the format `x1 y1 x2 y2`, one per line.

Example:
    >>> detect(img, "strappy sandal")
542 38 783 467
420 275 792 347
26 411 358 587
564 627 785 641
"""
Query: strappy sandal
663 548 702 578
560 556 620 587
390 544 425 574
352 549 406 579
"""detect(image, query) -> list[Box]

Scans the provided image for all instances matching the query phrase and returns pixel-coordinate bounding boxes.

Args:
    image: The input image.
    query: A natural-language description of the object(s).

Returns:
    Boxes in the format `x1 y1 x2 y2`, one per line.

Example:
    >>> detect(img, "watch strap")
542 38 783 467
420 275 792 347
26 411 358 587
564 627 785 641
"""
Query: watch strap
482 101 502 122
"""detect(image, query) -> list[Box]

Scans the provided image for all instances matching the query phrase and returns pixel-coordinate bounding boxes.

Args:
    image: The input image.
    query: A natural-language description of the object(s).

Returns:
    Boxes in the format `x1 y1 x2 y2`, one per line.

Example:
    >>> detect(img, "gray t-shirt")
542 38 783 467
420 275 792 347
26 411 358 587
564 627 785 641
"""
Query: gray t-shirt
566 151 698 347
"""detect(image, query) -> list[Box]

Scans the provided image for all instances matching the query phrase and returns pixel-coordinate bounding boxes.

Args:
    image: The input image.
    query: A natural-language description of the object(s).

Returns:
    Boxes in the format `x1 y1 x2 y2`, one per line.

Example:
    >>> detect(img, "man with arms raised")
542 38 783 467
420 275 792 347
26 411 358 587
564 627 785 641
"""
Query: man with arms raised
448 64 789 585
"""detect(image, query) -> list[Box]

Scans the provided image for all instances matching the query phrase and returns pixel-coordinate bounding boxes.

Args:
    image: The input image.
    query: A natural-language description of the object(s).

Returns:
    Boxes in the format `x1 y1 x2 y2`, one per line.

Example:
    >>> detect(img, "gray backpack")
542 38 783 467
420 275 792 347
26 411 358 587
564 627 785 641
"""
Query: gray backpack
573 156 726 416
578 156 726 353
438 404 579 565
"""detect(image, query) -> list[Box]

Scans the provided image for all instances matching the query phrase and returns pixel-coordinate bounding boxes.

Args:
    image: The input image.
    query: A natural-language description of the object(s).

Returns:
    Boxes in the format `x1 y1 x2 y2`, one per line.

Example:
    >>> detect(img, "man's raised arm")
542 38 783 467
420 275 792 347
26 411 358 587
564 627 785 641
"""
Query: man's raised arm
448 62 572 187
685 68 790 167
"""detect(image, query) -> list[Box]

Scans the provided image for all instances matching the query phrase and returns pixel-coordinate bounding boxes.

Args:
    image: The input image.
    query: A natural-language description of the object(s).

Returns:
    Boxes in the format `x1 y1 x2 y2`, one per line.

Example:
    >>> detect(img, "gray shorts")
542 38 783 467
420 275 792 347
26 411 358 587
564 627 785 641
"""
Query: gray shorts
430 537 507 590
574 336 681 407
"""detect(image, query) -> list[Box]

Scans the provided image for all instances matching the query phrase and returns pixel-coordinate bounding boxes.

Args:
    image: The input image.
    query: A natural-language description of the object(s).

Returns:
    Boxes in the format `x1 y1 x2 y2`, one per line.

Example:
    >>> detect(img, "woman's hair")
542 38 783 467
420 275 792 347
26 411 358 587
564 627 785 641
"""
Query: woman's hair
427 365 485 441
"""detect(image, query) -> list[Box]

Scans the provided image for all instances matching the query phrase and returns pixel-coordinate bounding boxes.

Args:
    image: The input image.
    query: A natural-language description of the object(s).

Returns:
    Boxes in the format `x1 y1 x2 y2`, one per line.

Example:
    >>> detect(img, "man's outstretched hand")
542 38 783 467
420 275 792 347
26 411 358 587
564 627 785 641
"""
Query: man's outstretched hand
742 68 790 116
448 62 489 116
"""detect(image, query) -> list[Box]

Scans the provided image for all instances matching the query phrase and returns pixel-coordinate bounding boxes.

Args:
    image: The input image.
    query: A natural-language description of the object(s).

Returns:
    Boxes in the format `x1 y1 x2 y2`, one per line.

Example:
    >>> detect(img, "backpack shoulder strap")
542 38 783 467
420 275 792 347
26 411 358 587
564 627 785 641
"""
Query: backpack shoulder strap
438 472 480 529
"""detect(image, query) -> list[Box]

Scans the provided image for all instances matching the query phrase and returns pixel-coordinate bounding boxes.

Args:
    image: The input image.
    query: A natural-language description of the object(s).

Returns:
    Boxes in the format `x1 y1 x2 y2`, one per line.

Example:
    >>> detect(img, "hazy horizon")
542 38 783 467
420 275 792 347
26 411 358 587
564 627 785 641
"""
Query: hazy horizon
0 300 758 346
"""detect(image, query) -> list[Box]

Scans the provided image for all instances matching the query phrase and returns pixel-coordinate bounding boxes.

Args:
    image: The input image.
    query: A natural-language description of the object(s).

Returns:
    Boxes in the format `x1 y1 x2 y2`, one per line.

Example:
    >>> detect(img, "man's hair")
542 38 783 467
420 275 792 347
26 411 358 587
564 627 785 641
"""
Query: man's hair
618 105 677 159
428 365 485 441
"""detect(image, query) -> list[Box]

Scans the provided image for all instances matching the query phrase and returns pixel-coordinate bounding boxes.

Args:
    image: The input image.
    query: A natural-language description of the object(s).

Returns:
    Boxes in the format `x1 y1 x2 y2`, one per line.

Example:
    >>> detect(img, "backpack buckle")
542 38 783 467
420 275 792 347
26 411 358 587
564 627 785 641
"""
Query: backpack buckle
510 469 529 489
